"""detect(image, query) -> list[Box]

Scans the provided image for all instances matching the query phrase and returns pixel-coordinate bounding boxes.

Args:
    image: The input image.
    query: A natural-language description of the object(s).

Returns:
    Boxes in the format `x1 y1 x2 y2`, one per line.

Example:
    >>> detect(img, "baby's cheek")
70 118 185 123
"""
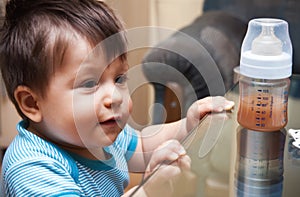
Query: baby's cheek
128 98 133 114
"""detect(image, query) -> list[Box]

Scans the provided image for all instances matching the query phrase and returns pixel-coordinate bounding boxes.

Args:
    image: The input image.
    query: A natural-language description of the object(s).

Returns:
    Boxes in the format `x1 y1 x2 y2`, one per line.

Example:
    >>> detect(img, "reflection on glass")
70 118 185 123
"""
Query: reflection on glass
235 127 285 197
287 137 300 165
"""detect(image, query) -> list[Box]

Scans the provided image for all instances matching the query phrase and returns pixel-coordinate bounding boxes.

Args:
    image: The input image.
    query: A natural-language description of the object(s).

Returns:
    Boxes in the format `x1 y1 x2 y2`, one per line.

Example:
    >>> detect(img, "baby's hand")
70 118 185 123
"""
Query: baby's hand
186 96 234 132
140 140 194 197
144 139 191 178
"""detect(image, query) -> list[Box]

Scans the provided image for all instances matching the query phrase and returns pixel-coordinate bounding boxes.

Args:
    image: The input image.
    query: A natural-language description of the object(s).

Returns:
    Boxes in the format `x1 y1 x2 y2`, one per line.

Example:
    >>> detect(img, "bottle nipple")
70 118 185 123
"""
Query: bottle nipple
252 25 282 56
240 18 292 79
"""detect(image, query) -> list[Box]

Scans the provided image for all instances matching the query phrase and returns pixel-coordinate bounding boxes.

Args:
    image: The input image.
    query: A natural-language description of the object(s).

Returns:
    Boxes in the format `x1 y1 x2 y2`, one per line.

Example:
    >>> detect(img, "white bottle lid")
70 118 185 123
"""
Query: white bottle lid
240 18 292 79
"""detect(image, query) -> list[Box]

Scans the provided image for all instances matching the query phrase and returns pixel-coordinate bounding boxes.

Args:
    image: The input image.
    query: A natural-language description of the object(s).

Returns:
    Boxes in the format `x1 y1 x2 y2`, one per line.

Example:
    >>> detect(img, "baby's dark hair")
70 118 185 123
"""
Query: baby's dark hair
0 0 127 119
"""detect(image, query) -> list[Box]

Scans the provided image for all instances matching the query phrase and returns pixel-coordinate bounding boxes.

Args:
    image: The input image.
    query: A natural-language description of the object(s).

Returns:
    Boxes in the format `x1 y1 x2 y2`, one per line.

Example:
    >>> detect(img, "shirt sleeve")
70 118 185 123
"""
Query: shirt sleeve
117 124 138 161
125 126 138 161
3 158 81 197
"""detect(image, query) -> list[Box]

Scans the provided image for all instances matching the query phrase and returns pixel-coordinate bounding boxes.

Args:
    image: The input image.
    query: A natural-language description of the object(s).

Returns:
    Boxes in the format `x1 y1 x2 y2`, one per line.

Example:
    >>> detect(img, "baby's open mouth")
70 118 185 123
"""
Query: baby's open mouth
101 119 116 124
99 116 121 126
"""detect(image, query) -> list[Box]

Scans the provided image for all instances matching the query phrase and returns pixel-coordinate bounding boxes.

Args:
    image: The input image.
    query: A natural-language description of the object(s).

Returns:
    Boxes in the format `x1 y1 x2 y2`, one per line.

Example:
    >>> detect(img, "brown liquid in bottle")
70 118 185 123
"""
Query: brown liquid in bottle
237 94 288 131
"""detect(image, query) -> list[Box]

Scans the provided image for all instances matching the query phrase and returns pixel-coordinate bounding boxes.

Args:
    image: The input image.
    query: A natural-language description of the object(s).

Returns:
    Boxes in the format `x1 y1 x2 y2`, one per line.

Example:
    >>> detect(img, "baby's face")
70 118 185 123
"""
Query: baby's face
36 36 132 155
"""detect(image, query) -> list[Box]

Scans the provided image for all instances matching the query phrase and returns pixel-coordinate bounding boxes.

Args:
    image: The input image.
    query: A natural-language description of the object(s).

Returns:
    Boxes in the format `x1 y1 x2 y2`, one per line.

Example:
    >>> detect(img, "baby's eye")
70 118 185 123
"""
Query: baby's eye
115 74 128 85
81 80 98 88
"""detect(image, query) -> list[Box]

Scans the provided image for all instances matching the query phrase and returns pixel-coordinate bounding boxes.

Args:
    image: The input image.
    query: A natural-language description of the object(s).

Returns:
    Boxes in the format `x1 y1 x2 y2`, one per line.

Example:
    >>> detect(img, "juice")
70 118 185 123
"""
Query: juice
237 94 288 131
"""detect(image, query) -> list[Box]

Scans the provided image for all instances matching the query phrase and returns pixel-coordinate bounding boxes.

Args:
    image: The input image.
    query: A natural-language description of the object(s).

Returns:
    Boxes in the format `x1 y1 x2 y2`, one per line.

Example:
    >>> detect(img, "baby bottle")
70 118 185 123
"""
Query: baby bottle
237 18 293 132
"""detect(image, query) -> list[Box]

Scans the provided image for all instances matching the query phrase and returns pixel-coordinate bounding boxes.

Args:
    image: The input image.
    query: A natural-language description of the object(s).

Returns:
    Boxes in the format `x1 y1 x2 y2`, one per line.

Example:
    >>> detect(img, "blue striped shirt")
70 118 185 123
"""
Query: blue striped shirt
1 121 138 197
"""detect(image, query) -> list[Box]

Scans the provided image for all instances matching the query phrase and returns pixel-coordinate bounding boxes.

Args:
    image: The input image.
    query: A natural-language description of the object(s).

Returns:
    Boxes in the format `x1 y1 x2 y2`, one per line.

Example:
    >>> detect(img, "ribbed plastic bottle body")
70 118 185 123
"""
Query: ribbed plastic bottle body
237 76 290 131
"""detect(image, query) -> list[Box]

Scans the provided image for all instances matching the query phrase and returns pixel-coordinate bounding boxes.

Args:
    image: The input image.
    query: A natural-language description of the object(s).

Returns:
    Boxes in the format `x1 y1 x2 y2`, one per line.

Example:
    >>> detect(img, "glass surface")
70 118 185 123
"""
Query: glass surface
132 74 300 197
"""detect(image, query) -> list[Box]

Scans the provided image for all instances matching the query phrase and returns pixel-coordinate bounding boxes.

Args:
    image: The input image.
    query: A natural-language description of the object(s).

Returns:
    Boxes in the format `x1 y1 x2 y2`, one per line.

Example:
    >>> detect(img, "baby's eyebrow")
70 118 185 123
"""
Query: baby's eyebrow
119 62 129 70
79 57 107 71
107 59 129 71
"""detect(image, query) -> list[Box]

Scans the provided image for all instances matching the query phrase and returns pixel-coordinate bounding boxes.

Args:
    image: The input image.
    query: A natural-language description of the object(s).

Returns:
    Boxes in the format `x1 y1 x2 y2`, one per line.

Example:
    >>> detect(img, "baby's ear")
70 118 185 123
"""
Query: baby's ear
14 85 42 122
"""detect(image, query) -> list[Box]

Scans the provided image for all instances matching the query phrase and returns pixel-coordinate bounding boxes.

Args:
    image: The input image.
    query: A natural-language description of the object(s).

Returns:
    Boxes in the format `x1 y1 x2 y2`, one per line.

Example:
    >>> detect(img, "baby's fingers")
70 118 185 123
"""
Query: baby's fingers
199 96 234 112
147 140 186 173
177 154 191 171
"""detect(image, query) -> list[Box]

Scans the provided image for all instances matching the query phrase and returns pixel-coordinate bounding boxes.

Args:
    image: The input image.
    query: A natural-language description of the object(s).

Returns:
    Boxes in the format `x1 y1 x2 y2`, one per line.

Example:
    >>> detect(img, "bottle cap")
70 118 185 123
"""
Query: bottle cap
240 18 292 79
